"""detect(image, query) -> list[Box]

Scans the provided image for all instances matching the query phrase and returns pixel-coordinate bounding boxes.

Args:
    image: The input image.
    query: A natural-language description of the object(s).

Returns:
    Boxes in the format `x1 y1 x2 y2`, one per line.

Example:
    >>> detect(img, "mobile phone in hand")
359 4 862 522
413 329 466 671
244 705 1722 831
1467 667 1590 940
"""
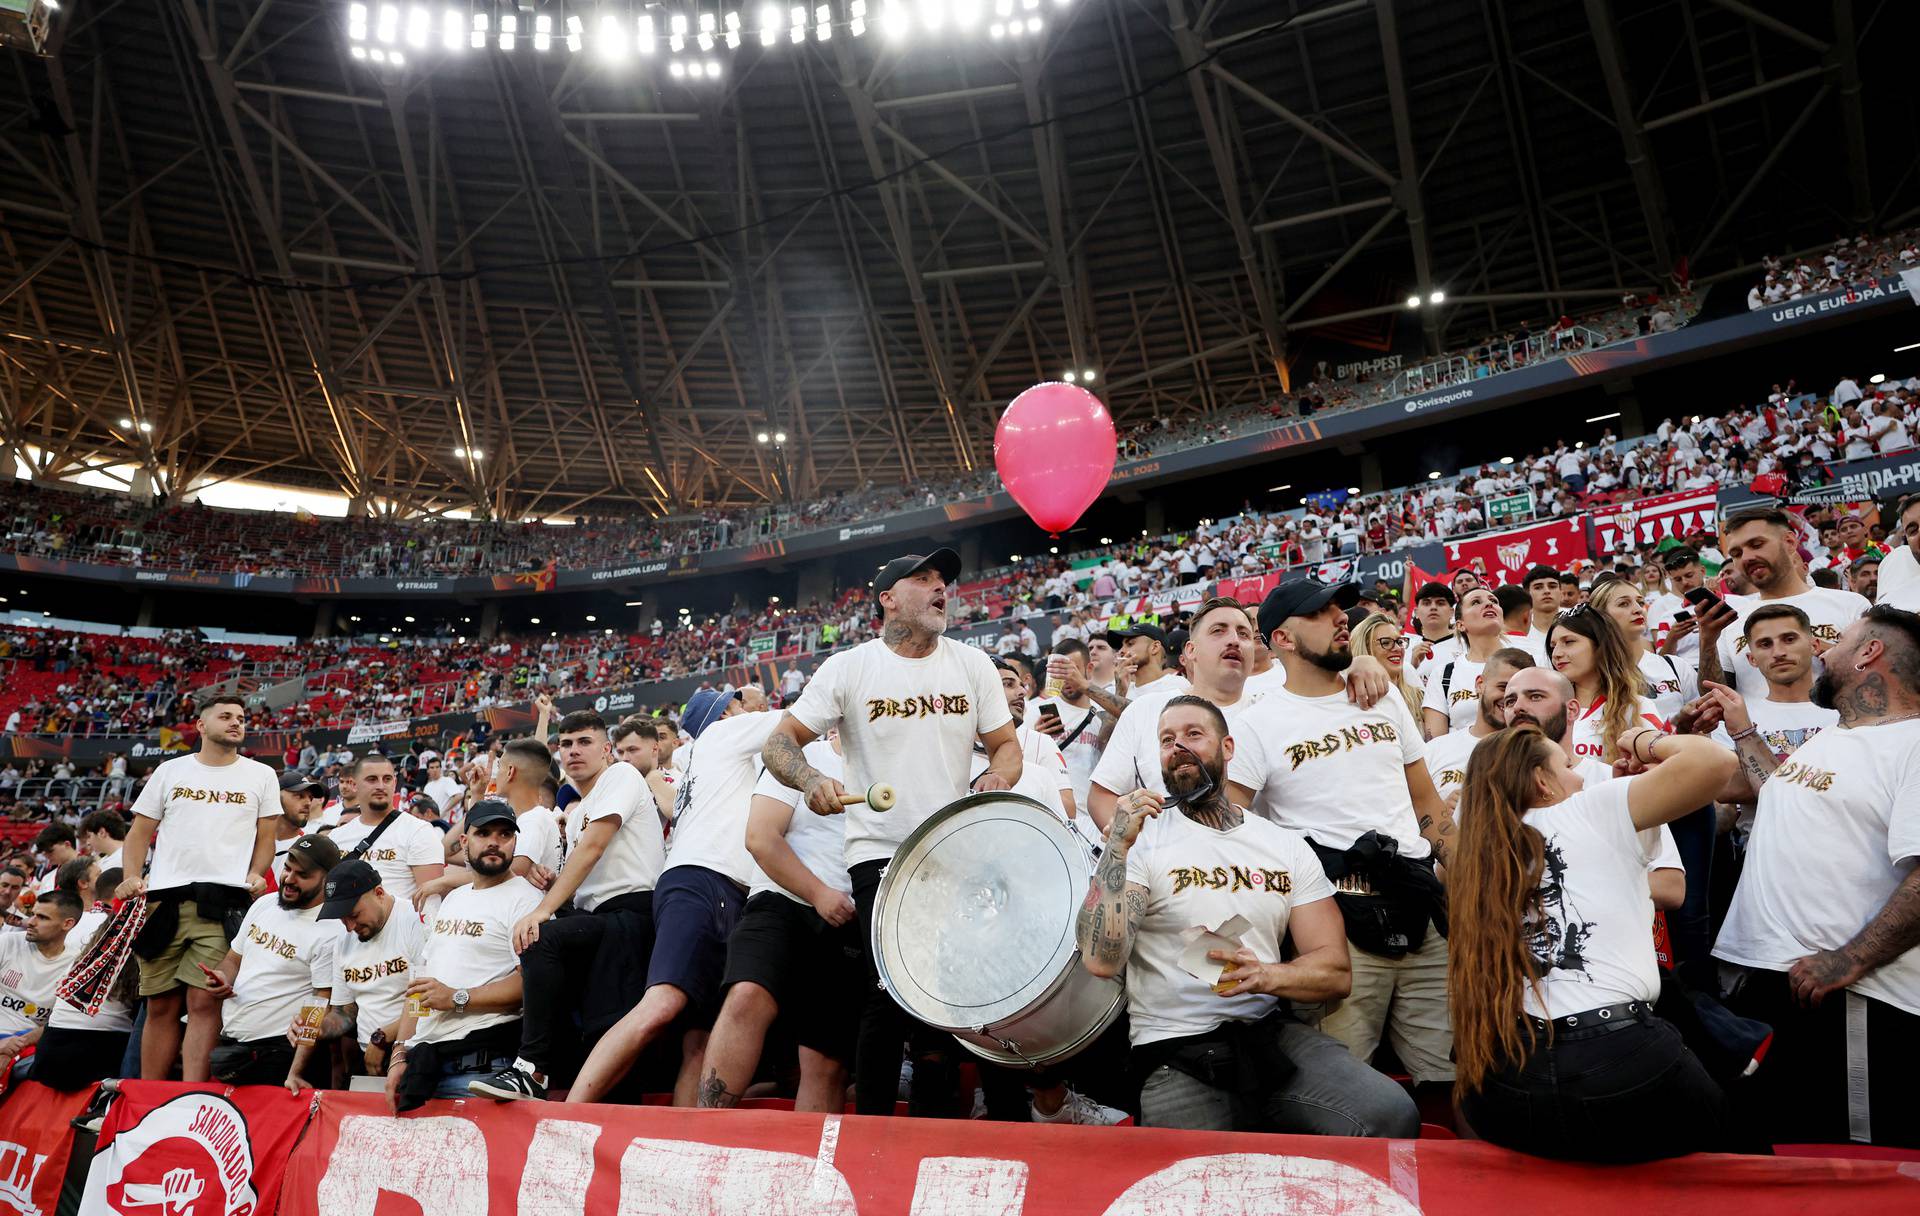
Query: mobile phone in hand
1037 703 1062 725
1683 587 1723 614
1672 609 1693 623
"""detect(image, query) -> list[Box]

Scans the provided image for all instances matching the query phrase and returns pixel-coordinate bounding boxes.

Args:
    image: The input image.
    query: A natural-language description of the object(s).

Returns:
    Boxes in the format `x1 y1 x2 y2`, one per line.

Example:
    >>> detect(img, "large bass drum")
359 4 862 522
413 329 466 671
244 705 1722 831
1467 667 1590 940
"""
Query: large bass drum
872 791 1124 1069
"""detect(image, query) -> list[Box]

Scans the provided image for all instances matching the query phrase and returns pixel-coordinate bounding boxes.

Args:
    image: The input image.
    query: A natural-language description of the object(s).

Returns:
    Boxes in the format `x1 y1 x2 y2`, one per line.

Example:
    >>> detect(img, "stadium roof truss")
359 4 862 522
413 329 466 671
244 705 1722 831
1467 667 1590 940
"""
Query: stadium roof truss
0 0 1906 521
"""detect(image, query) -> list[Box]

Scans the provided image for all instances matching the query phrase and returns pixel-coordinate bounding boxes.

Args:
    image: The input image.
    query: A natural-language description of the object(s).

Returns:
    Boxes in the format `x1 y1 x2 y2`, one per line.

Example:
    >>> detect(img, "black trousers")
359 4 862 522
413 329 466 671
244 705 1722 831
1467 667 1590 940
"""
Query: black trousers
33 1027 131 1091
518 892 653 1081
1728 969 1920 1148
850 858 959 1117
1459 1011 1738 1163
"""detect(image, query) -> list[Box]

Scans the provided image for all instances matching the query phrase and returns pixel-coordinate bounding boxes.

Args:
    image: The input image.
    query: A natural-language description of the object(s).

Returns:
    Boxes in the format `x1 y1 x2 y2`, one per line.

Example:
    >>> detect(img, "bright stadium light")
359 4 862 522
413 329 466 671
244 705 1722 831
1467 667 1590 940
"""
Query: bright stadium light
1025 13 1040 31
1405 294 1421 308
565 13 583 51
1500 455 1515 464
139 421 153 433
352 43 369 58
848 0 866 36
1428 289 1445 304
759 4 781 44
918 0 944 30
1063 370 1077 382
118 417 132 428
953 0 981 28
1870 373 1887 384
586 614 597 622
404 615 416 622
669 11 686 50
349 3 369 40
453 446 466 458
499 11 517 49
1082 369 1096 382
756 431 770 443
470 10 488 47
669 58 685 76
533 11 552 50
704 58 722 76
790 4 806 42
698 10 715 50
597 11 626 58
882 1 910 38
376 3 399 42
1428 471 1441 479
442 6 463 50
638 12 655 51
725 10 743 47
815 3 831 39
774 430 787 443
406 4 429 47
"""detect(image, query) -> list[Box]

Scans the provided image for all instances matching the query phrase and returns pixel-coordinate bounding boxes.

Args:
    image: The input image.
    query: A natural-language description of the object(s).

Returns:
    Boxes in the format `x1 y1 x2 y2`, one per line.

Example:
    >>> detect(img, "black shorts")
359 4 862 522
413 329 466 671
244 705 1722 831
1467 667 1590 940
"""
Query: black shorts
722 891 862 1061
646 865 747 1021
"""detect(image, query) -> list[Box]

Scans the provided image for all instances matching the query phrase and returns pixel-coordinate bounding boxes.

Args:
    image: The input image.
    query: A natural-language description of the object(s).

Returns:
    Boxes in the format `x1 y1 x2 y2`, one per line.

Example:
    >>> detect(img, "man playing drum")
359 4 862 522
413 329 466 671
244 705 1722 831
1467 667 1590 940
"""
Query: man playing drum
1077 695 1419 1136
762 548 1023 1117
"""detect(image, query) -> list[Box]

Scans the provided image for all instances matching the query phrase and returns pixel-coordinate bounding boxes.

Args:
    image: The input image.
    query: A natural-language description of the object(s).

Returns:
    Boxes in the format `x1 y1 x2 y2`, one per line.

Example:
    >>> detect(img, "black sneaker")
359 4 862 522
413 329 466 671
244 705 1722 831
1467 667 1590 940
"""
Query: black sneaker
469 1066 547 1102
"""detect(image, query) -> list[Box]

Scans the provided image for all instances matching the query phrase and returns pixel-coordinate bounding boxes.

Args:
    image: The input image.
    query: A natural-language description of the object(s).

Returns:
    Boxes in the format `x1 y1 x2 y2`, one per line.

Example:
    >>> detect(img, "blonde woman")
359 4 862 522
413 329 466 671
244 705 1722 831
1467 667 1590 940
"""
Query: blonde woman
1587 576 1697 723
1351 612 1424 718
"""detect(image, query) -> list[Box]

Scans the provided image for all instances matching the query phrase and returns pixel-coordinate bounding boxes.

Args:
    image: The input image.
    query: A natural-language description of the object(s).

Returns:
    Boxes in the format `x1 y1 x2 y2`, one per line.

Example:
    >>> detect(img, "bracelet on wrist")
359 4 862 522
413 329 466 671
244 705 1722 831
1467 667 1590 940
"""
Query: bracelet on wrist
1728 725 1757 741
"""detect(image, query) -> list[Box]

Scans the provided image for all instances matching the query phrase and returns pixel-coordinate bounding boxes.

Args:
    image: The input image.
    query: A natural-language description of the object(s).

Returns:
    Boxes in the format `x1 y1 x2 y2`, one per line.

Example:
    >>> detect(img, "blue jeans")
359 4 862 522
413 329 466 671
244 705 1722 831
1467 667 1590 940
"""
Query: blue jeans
437 1064 512 1099
1137 1018 1419 1137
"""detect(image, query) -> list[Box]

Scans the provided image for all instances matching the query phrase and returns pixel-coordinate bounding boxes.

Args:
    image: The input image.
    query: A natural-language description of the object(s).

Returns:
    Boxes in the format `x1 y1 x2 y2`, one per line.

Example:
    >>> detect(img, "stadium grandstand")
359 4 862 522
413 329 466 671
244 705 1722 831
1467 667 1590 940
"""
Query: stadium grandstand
3 0 1919 1207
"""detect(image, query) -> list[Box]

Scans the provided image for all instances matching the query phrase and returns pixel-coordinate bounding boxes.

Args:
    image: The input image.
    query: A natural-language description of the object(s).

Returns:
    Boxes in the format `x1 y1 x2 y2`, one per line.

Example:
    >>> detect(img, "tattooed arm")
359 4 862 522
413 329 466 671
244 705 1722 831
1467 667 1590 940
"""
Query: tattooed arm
1084 684 1131 750
761 713 840 816
1787 867 1920 1008
1077 788 1161 978
1406 760 1457 870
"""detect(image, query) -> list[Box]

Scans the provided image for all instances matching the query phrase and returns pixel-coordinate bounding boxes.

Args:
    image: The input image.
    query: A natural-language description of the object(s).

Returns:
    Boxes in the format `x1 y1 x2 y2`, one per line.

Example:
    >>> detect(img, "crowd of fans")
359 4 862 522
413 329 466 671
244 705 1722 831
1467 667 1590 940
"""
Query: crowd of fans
1745 230 1920 310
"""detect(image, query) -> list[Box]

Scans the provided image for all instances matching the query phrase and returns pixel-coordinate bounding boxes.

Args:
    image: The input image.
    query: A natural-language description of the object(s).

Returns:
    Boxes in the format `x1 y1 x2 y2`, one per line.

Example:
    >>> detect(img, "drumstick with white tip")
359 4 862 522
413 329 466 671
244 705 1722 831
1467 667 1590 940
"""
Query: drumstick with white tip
837 783 897 811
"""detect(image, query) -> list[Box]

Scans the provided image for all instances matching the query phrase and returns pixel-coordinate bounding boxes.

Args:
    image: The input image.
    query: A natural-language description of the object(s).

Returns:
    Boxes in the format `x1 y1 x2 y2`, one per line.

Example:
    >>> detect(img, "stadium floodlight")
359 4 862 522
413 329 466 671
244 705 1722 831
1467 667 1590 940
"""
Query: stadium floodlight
597 11 626 57
139 421 154 433
443 6 464 48
499 11 517 48
533 11 551 49
669 58 685 76
774 430 787 443
1404 294 1420 308
352 43 369 58
586 614 597 622
376 3 399 42
988 20 1003 35
453 446 467 458
704 58 721 76
789 4 805 42
370 45 389 61
725 10 742 47
1062 370 1076 382
917 0 943 29
698 10 715 50
531 617 541 625
1428 471 1441 480
756 431 770 443
758 4 780 44
996 0 1012 13
815 3 831 38
1896 341 1920 353
349 3 369 40
1347 486 1360 494
406 4 429 47
565 12 583 51
848 0 865 36
1025 14 1040 31
881 1 909 38
404 615 417 623
637 12 655 51
118 417 132 428
471 9 488 48
1499 455 1514 464
390 50 406 63
1267 484 1290 492
1428 289 1445 304
952 0 980 28
1082 369 1096 382
1870 373 1887 384
1010 554 1020 561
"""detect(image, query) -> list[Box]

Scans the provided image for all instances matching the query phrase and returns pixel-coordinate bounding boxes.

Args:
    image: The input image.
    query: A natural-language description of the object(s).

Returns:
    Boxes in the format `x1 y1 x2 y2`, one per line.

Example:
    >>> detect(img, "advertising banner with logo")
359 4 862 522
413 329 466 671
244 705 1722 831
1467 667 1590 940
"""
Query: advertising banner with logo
0 1081 95 1216
1717 449 1920 517
79 1082 312 1216
1442 518 1588 586
1588 489 1720 556
253 1091 1920 1215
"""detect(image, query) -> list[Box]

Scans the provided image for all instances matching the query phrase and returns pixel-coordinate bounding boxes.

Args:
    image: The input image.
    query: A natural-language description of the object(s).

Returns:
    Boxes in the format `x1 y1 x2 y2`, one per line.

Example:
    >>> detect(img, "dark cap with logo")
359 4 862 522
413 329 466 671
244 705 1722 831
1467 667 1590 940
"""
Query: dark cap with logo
872 548 962 598
1257 579 1360 642
284 833 342 874
316 859 381 920
1103 621 1168 650
279 769 326 795
463 798 519 833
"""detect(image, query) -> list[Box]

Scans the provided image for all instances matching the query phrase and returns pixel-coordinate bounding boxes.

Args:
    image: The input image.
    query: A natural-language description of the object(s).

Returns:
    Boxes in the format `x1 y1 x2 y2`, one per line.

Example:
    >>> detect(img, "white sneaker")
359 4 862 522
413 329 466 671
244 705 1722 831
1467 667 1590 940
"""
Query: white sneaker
1031 1090 1127 1125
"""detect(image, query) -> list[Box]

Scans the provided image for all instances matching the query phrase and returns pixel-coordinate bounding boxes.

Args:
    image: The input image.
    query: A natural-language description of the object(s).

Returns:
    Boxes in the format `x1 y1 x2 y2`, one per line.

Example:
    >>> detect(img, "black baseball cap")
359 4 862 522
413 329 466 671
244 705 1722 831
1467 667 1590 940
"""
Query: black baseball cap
317 859 380 920
279 770 326 795
1414 581 1456 605
1257 579 1360 641
873 549 962 597
1164 628 1190 661
1104 621 1168 649
464 798 519 833
284 833 341 874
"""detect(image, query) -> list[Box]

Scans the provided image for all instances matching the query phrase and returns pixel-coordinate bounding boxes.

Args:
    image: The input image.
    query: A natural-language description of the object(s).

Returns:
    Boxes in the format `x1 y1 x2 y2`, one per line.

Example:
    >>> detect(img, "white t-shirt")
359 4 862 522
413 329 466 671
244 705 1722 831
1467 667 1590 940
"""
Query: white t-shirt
409 876 544 1046
48 909 133 1033
1716 588 1870 701
423 776 464 813
1714 720 1920 1015
327 812 444 903
1023 699 1101 809
221 899 340 1043
1411 633 1462 677
0 932 73 1037
1123 807 1335 1045
788 637 1012 869
132 753 281 891
1090 683 1258 801
1421 648 1498 734
970 723 1076 831
1422 727 1484 807
513 808 563 873
745 742 849 905
1636 651 1697 724
1229 684 1430 858
665 710 782 885
1241 666 1286 701
1646 592 1698 657
330 895 429 1048
1521 776 1663 1018
1567 695 1668 765
565 761 665 912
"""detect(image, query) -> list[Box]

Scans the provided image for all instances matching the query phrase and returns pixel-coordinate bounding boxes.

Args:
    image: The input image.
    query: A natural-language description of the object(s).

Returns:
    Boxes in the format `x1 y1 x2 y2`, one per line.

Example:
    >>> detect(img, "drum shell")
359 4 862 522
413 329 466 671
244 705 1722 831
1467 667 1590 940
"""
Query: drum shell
872 791 1124 1070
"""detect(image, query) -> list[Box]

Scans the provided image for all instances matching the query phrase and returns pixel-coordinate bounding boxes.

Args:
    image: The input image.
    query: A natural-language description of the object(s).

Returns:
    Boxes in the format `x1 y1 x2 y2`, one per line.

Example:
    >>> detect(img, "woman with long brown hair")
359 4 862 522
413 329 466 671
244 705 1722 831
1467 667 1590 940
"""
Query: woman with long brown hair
1350 612 1423 718
1449 725 1737 1161
1545 604 1665 765
1587 576 1696 724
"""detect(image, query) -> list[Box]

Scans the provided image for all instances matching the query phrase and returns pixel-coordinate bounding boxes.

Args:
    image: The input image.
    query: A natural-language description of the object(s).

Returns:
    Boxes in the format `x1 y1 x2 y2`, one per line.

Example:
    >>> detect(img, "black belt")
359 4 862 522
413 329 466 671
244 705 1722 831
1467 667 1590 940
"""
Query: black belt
1524 999 1649 1035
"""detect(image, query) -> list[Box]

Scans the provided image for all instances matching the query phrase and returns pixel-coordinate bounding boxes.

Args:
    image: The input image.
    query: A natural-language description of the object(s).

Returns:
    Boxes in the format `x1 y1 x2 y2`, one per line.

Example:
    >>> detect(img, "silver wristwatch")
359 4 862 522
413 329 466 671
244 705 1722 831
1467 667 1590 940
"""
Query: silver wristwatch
452 988 470 1011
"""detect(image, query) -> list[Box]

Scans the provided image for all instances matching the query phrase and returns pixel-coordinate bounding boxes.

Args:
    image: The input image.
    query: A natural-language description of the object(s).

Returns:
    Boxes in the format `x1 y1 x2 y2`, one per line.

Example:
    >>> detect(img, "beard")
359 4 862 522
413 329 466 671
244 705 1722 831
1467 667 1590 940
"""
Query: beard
1508 707 1567 743
470 849 511 877
1812 669 1839 710
1298 639 1352 674
1162 746 1224 803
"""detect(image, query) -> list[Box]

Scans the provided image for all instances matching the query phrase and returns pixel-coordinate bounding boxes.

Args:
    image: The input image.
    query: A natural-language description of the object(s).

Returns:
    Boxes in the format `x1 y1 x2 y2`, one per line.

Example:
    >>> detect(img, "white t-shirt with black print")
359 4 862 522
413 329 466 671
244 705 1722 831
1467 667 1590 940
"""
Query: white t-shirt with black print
1228 684 1431 859
789 638 1013 869
1715 720 1920 1015
132 754 281 891
565 761 665 912
328 812 444 903
1123 807 1335 1045
1521 776 1664 1019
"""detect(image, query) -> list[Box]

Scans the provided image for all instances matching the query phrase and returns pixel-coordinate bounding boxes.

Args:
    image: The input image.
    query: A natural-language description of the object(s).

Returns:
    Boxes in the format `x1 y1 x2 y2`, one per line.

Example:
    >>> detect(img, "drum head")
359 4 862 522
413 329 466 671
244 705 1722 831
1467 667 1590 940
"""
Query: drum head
874 791 1091 1034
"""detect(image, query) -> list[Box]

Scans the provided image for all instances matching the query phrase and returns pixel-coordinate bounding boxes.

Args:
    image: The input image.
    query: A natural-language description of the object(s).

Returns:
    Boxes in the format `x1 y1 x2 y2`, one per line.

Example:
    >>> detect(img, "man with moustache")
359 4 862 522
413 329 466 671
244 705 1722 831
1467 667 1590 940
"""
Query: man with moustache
273 771 327 864
1877 493 1920 610
387 801 543 1110
1076 696 1418 1136
1714 606 1920 1147
1697 508 1869 700
202 835 342 1087
327 754 446 906
1698 605 1838 815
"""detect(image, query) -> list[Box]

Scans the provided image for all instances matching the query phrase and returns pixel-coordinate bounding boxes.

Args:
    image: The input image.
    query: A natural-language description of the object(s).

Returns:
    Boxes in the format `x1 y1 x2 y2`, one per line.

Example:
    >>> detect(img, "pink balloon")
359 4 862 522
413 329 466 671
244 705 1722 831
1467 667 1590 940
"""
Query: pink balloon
994 382 1117 535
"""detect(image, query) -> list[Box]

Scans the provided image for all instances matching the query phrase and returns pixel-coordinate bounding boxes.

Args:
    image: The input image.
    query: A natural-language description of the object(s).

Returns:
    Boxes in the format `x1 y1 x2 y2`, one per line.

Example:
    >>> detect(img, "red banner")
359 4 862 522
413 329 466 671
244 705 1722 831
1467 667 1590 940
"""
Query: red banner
1442 518 1589 586
79 1081 313 1216
267 1091 1920 1215
0 1081 95 1216
1589 489 1720 556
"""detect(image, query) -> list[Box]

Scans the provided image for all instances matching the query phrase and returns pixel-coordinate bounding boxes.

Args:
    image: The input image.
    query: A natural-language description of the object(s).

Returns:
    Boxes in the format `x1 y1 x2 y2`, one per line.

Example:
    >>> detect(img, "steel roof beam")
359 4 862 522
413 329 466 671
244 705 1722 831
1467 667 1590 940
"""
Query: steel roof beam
1582 0 1675 277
